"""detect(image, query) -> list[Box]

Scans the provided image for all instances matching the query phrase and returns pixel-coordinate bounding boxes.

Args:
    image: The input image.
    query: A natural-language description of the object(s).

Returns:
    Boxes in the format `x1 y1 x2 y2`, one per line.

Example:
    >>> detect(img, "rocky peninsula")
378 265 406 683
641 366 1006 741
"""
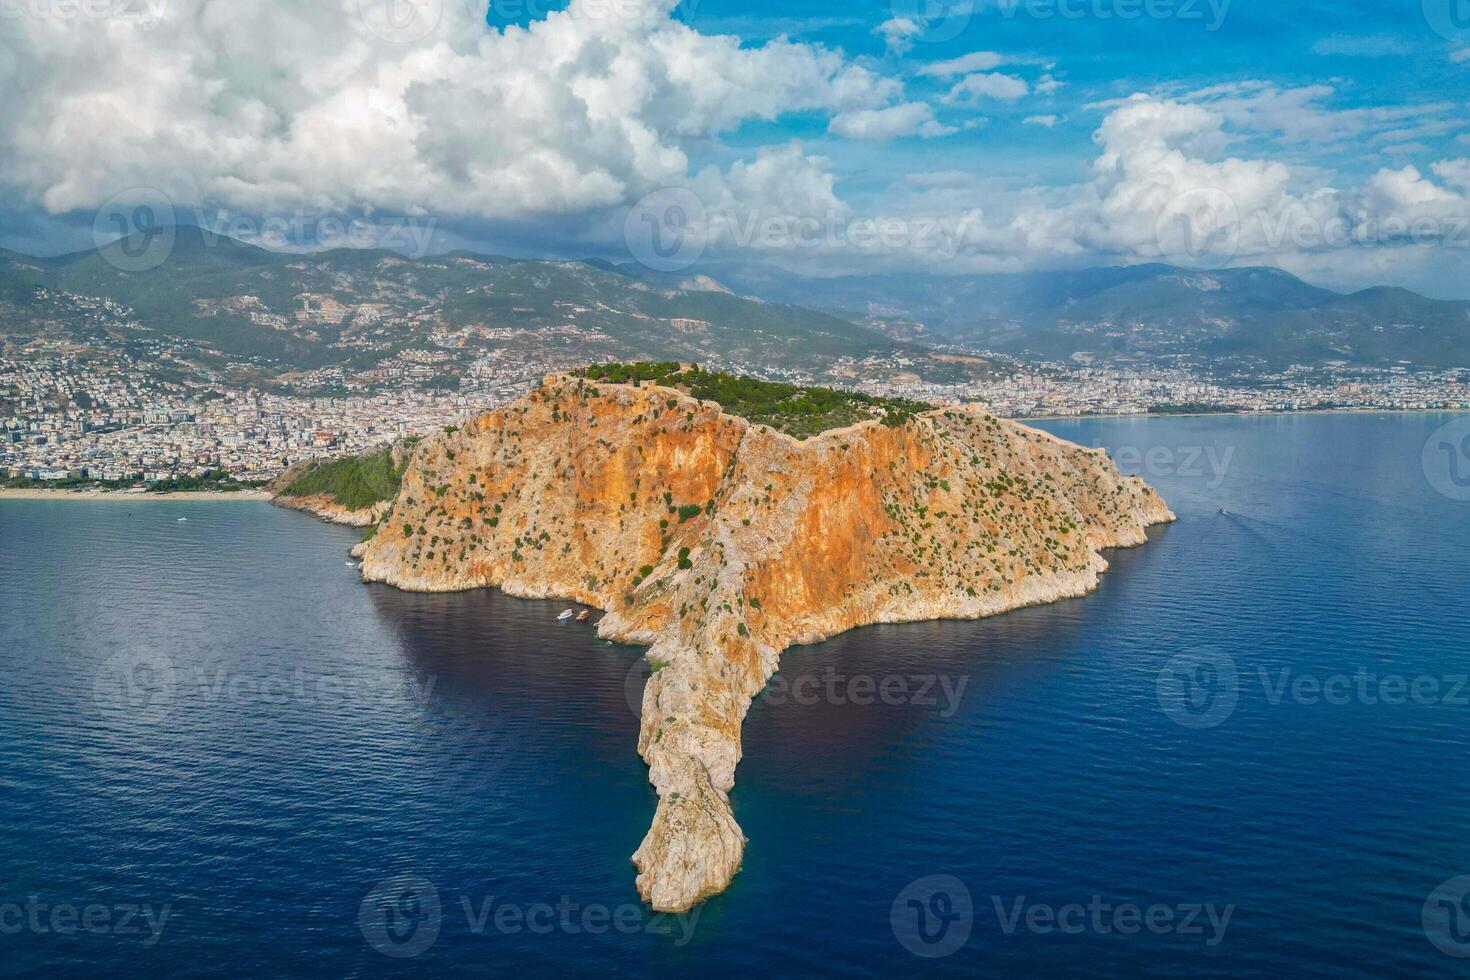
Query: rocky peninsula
279 366 1173 912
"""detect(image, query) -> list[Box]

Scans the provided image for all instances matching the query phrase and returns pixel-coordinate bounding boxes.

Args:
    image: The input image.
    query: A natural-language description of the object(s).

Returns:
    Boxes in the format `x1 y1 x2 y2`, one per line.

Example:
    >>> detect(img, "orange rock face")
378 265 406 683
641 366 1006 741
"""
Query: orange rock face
354 374 1174 911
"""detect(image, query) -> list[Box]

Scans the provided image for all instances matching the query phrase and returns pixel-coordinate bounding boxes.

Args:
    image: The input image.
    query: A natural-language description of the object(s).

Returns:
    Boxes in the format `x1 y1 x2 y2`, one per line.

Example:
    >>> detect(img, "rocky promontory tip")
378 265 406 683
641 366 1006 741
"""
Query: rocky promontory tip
297 366 1173 912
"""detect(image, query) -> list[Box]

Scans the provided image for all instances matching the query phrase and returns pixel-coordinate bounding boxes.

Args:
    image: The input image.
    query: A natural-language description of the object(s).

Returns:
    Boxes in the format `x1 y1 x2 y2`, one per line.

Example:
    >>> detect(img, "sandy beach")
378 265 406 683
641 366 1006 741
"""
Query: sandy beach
0 488 272 501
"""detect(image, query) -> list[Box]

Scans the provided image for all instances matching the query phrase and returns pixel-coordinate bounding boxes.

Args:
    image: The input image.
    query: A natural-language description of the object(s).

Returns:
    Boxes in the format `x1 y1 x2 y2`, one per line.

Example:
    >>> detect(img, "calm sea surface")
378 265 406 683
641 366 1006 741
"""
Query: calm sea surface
3 413 1470 977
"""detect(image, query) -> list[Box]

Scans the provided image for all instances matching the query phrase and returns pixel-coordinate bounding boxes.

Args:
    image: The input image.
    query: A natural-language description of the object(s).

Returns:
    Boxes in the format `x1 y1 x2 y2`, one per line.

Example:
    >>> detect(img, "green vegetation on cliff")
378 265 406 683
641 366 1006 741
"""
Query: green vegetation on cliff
576 363 931 438
277 445 404 511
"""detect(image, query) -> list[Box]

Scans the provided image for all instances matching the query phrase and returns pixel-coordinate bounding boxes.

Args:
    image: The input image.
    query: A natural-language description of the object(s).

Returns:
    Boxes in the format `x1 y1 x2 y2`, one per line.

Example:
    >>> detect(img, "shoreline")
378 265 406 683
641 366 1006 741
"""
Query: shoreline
3 410 1464 501
1015 406 1470 422
0 488 271 501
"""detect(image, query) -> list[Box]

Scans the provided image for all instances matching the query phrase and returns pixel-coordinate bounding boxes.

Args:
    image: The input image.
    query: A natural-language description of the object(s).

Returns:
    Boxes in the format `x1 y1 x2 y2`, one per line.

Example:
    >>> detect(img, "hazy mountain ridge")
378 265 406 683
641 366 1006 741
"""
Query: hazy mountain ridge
8 232 1467 387
0 229 992 392
631 261 1470 370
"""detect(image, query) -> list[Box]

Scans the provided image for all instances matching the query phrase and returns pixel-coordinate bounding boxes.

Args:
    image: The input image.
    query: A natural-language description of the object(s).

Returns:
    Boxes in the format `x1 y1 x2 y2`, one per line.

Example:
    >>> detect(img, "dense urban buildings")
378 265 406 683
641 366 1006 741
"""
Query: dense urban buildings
4 340 1466 486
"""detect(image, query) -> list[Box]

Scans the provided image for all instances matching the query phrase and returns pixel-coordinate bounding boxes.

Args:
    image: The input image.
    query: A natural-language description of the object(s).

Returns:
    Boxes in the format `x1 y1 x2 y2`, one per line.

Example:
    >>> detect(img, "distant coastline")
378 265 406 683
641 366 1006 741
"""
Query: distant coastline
1018 406 1470 422
0 488 271 501
7 408 1467 500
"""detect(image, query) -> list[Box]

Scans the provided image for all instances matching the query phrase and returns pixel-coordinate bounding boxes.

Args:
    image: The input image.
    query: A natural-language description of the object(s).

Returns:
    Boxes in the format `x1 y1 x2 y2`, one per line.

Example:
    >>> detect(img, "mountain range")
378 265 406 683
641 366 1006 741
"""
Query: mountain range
0 227 990 394
4 228 1468 395
634 261 1470 372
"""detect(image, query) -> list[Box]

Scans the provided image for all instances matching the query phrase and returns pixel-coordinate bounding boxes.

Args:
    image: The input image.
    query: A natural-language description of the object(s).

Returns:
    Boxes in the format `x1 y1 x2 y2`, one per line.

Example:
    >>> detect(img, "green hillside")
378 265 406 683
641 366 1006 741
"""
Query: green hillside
275 445 404 510
577 362 930 438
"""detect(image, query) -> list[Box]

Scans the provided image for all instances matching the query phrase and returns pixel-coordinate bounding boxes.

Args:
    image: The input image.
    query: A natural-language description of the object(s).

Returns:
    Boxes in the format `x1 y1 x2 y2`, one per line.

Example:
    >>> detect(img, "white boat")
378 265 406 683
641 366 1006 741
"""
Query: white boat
177 517 188 522
557 609 575 621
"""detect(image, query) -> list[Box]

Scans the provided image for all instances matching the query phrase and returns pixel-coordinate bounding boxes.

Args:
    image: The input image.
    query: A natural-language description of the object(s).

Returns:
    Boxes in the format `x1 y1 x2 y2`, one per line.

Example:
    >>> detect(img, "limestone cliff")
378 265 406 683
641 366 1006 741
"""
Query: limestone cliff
350 374 1173 911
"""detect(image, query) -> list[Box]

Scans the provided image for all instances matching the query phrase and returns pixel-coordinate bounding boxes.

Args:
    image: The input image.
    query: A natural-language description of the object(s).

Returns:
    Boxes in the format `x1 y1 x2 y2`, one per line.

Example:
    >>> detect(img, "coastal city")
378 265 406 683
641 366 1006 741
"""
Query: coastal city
867 360 1470 419
4 341 1468 486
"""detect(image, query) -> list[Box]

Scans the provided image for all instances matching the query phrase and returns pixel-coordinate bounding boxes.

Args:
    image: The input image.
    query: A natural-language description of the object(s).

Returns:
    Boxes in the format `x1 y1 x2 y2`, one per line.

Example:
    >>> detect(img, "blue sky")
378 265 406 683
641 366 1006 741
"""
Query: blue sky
1 0 1468 294
690 0 1468 205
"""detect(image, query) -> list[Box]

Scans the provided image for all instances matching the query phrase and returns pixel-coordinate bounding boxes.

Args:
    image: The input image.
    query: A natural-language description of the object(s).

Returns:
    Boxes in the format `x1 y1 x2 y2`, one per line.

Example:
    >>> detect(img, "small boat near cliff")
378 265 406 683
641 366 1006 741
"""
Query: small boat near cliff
557 609 575 621
575 609 591 622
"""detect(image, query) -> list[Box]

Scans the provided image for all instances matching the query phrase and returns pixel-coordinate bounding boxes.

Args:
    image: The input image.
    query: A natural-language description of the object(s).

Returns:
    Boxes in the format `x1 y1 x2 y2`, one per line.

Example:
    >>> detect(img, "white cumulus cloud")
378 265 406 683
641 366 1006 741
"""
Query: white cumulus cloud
875 16 924 55
0 0 906 224
829 103 956 140
942 72 1029 105
917 51 1007 77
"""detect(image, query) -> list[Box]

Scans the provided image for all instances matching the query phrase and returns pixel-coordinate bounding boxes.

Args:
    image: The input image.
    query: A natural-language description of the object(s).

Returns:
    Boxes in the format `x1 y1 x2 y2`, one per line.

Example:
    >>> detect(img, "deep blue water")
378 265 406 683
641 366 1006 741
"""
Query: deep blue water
3 413 1470 977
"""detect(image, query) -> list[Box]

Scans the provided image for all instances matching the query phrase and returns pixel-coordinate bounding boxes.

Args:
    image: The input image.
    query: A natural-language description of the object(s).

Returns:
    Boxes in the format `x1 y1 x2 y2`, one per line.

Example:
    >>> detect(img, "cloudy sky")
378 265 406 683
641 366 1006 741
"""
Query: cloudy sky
1 0 1468 295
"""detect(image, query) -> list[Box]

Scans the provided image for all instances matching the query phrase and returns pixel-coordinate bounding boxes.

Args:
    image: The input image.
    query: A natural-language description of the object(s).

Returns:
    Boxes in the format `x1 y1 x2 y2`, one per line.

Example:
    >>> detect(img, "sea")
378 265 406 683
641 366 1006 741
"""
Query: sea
3 412 1470 977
